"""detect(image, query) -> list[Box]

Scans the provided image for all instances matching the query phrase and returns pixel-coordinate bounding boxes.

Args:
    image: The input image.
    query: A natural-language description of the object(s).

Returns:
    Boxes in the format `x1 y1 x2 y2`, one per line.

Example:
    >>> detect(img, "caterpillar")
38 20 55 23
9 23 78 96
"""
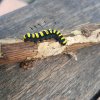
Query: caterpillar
23 29 67 45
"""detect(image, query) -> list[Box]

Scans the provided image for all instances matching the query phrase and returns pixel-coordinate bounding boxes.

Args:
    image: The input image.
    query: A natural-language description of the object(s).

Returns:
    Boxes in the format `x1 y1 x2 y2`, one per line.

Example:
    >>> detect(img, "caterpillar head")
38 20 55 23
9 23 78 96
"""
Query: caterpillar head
23 33 31 41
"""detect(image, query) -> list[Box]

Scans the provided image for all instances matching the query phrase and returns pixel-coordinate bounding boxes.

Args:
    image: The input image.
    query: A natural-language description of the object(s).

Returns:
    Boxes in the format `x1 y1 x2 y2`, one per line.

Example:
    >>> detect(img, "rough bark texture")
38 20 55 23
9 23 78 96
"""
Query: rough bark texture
0 41 99 65
0 0 100 100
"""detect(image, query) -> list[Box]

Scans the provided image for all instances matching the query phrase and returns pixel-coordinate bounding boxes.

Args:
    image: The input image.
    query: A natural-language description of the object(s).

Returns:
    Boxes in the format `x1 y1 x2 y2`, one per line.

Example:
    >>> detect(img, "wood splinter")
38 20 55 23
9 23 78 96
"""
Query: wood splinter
0 24 100 69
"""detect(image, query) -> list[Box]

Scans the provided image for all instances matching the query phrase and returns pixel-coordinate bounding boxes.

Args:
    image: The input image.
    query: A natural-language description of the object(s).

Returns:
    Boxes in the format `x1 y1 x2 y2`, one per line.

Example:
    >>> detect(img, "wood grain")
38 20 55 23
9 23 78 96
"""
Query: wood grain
0 41 98 65
0 26 99 65
0 0 100 100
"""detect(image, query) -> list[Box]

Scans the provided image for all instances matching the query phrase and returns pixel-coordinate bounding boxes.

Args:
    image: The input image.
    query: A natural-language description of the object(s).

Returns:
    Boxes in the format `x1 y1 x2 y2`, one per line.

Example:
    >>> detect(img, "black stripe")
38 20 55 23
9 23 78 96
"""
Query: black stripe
38 32 43 42
47 30 52 39
56 32 62 41
53 30 58 41
35 33 39 43
51 29 55 38
42 31 48 40
29 34 32 41
39 31 46 41
58 35 64 43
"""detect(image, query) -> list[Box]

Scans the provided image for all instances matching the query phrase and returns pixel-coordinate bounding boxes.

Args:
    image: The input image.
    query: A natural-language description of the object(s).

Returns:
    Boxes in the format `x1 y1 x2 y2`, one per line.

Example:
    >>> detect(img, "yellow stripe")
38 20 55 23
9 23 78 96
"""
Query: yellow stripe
49 29 52 33
39 32 44 36
61 37 65 40
35 33 39 38
23 35 26 39
53 30 56 33
58 33 62 37
32 34 35 38
27 33 31 38
56 30 60 35
44 30 49 34
62 40 67 44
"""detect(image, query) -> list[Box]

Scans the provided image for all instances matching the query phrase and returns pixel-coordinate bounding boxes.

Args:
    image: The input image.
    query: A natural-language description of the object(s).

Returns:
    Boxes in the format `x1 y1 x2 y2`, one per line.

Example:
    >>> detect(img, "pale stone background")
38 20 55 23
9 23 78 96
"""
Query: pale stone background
0 0 28 16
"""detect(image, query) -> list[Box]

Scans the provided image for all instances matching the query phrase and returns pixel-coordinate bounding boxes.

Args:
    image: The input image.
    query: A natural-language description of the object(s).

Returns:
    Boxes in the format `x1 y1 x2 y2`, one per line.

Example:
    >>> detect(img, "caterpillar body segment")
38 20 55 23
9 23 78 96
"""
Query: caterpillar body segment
24 33 32 42
24 29 67 45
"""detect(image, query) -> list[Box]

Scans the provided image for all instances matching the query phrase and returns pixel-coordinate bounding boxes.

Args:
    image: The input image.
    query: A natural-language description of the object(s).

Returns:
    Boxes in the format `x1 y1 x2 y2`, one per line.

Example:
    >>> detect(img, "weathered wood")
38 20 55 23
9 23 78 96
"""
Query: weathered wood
0 0 100 100
0 42 37 64
0 37 99 65
0 25 100 65
0 41 98 65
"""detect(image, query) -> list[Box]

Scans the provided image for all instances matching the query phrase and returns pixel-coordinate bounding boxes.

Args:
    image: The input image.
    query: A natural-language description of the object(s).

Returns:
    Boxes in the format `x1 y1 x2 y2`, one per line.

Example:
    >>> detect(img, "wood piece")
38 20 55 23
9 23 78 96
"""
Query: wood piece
0 41 97 65
0 0 100 99
0 26 100 65
0 42 37 64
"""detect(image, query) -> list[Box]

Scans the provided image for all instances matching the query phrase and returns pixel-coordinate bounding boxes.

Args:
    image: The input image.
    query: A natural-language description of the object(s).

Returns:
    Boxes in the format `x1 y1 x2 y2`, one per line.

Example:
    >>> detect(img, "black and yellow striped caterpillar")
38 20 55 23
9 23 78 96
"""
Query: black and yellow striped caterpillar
23 29 67 45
